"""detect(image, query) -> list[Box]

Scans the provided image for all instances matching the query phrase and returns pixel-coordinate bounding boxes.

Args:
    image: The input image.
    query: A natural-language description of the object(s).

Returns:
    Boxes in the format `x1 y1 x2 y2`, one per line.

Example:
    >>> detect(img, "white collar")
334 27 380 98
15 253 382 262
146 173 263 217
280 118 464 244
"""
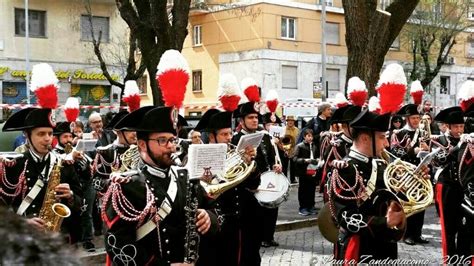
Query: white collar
144 164 168 178
29 149 50 163
341 134 353 144
402 124 417 132
348 147 370 163
113 139 128 148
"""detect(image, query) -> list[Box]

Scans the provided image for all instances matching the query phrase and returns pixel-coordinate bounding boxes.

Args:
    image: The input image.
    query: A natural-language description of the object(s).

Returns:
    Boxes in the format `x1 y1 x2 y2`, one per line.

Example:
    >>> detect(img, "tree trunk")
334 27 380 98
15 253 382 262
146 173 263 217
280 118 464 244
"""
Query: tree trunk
342 0 419 96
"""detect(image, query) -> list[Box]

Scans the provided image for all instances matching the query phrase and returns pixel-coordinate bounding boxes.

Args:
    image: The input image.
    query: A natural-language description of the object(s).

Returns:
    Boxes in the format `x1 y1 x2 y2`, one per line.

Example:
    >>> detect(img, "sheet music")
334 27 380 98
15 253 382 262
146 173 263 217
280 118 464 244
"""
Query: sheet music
236 132 264 152
415 148 440 173
269 126 286 139
187 144 227 180
75 139 98 152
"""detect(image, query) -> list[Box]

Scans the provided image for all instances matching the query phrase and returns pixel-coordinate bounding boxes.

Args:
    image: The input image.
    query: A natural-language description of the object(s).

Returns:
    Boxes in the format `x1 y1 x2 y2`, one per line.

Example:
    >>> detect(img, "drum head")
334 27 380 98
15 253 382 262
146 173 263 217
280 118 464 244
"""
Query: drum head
255 171 290 208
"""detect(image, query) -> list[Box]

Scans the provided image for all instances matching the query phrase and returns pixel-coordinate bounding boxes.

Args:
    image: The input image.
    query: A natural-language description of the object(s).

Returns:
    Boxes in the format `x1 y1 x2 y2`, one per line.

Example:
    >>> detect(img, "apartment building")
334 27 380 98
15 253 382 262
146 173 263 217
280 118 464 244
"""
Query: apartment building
180 0 474 116
0 0 128 120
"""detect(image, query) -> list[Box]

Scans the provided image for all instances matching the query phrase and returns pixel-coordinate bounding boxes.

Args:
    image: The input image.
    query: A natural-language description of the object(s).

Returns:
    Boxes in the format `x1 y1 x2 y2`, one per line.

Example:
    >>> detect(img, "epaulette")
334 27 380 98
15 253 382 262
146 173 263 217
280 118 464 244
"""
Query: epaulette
97 143 114 152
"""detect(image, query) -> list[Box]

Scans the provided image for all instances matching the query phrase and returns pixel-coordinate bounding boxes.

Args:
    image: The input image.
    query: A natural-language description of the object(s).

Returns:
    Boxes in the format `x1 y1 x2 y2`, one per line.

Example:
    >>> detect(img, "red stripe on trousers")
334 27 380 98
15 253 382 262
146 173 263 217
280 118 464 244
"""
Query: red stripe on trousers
435 183 448 260
344 234 360 266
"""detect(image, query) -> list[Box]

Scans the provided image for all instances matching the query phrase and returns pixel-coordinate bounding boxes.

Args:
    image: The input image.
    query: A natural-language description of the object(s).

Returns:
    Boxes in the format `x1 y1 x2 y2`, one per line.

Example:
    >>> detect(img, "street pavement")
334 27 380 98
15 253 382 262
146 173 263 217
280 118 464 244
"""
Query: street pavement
80 184 444 265
261 185 443 265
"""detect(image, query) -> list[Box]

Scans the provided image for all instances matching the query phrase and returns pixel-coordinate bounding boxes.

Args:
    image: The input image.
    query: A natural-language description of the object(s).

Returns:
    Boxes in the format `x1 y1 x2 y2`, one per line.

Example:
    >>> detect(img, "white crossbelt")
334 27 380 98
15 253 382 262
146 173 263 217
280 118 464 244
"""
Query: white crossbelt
16 153 58 216
136 170 178 241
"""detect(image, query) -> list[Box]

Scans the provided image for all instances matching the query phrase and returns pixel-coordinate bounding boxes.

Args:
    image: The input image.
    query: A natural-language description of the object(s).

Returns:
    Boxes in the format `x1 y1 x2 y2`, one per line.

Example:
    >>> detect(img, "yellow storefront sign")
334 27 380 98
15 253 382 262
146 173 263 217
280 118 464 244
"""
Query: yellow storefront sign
1 66 119 81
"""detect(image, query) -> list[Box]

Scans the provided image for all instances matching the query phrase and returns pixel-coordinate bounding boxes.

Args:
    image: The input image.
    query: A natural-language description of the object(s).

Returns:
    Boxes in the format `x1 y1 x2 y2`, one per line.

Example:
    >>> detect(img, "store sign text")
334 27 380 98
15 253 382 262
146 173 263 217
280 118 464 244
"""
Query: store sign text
0 66 119 81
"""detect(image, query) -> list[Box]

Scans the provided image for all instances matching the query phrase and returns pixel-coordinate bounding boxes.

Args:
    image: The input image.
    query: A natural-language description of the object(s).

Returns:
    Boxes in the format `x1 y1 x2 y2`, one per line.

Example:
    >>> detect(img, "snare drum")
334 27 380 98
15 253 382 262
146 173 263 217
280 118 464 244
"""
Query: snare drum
255 171 290 208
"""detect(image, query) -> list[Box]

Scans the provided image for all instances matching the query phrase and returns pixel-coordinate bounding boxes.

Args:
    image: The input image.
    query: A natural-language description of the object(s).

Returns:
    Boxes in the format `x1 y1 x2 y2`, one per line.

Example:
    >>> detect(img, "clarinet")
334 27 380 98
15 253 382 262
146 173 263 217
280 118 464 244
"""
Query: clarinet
183 178 200 263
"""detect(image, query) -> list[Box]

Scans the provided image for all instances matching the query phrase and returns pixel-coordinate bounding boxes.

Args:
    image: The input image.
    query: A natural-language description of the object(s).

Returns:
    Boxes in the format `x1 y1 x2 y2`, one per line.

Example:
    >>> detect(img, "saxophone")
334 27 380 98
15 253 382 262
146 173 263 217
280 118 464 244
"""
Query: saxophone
183 178 200 264
38 157 72 232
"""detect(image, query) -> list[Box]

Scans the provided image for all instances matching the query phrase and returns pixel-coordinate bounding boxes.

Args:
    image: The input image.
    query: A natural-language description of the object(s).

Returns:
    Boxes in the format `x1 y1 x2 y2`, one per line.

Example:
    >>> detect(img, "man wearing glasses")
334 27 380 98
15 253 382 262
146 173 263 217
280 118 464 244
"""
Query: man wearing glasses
102 106 218 265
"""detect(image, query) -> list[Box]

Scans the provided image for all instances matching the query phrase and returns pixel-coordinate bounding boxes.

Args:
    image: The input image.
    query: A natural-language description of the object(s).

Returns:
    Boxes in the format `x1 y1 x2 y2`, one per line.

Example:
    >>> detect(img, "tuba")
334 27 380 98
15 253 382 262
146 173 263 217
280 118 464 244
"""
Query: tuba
200 144 256 199
382 149 434 217
38 156 71 232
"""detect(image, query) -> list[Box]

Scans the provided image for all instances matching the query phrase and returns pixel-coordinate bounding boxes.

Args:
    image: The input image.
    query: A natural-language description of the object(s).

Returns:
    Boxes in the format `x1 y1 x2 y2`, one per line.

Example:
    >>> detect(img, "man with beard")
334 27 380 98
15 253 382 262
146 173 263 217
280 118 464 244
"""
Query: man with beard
53 121 94 250
0 108 82 233
231 101 282 265
390 103 430 245
102 106 218 265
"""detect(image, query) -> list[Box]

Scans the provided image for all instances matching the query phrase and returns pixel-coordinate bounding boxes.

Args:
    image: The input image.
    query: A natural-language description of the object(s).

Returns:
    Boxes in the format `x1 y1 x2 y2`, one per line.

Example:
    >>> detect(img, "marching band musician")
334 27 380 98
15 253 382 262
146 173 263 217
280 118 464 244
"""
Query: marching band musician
0 108 82 232
194 108 256 266
232 100 282 265
431 106 470 259
101 106 219 265
319 105 362 201
0 63 82 236
284 115 299 184
390 103 430 245
260 111 285 248
459 109 474 263
458 81 474 262
92 111 135 194
53 121 94 248
331 109 407 262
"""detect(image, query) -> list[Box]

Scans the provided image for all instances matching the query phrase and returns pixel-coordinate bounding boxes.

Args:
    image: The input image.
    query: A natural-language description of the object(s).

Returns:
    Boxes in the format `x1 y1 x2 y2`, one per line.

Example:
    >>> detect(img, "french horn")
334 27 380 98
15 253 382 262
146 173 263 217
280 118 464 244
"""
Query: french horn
200 144 256 199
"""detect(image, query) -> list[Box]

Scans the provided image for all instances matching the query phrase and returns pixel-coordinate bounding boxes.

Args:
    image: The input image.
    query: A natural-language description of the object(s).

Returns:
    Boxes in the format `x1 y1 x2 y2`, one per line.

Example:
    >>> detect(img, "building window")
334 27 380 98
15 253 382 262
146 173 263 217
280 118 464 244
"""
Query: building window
326 68 340 98
14 8 46 37
379 0 394 10
468 40 474 58
282 65 297 90
281 17 296 40
80 15 110 42
193 25 202 46
318 0 333 6
390 36 400 50
325 23 340 45
440 76 450 95
192 70 202 92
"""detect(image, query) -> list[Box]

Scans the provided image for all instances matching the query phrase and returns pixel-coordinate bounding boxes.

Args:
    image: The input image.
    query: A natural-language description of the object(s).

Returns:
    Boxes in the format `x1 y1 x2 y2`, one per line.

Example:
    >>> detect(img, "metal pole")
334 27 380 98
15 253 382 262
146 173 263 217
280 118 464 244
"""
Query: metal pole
25 0 30 104
321 0 327 101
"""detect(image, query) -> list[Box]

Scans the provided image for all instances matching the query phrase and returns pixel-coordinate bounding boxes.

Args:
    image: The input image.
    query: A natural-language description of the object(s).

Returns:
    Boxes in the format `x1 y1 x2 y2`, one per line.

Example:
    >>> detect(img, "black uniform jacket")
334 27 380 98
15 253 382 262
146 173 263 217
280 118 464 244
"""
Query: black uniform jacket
332 150 403 261
0 150 82 216
92 143 129 193
103 165 218 265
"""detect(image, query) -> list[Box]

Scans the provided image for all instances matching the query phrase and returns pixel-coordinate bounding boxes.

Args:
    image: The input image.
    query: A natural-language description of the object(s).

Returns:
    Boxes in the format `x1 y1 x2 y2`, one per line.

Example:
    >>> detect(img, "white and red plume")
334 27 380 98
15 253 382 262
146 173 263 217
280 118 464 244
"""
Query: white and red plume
410 80 424 105
457 80 474 112
334 93 349 108
376 63 407 114
156 49 190 108
123 80 141 112
265 89 279 113
218 73 241 112
63 97 80 123
30 63 59 109
241 77 260 102
347 76 368 107
368 96 381 114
